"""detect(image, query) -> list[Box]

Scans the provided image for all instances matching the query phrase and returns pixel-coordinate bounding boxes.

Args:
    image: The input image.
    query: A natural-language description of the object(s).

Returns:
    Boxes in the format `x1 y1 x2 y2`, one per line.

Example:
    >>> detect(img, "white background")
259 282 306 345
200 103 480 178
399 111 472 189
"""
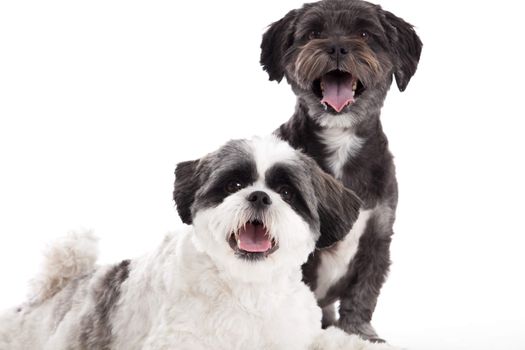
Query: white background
1 1 524 349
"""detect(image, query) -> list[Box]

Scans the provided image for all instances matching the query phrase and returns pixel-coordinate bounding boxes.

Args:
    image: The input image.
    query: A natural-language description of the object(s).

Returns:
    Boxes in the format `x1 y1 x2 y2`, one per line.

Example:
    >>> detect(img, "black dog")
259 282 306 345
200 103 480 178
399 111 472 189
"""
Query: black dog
260 0 422 342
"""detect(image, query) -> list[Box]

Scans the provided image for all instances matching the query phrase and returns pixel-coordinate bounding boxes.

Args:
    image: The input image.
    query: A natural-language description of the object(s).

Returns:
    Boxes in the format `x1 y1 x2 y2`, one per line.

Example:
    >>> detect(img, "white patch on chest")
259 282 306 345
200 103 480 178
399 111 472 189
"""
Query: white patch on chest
317 128 364 179
317 111 360 129
314 208 372 300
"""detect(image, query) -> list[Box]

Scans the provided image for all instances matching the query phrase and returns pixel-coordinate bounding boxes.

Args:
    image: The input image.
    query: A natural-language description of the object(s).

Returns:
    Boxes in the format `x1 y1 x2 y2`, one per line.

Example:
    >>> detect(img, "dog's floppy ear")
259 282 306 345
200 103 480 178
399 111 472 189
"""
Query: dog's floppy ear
313 170 362 249
173 159 201 224
380 8 422 92
260 9 299 82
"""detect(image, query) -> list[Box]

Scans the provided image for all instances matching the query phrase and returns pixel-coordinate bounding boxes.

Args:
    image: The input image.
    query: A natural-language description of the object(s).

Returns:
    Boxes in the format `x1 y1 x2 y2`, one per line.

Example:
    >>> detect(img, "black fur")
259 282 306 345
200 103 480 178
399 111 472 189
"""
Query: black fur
173 140 361 244
173 140 257 224
379 10 423 91
79 260 131 350
174 160 201 224
261 8 302 82
265 163 318 226
260 0 422 341
312 166 362 249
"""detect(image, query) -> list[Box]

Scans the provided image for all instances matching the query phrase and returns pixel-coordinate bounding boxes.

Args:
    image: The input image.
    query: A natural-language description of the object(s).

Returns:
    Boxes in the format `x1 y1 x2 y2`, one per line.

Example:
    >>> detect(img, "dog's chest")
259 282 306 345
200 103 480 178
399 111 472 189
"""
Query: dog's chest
317 128 364 179
165 283 321 350
314 208 373 301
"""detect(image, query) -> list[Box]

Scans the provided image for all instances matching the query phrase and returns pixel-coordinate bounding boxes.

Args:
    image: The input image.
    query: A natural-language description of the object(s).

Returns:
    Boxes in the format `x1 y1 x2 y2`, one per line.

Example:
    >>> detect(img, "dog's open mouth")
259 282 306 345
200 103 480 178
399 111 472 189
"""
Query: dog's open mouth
312 70 365 113
228 220 278 261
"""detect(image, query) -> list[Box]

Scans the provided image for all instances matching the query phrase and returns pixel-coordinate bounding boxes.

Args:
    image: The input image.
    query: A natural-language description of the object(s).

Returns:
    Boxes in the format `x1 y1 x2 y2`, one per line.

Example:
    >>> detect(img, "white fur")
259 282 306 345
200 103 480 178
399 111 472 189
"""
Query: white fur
311 327 400 350
0 139 397 350
191 187 314 284
318 128 365 179
29 231 98 303
140 229 321 350
250 134 298 181
317 111 361 129
0 228 395 350
315 209 372 300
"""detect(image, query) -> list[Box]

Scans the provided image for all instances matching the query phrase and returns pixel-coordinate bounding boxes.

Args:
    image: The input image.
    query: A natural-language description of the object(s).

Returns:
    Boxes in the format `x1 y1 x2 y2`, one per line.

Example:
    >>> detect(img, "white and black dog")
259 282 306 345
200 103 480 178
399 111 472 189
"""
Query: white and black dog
0 136 399 350
260 0 422 341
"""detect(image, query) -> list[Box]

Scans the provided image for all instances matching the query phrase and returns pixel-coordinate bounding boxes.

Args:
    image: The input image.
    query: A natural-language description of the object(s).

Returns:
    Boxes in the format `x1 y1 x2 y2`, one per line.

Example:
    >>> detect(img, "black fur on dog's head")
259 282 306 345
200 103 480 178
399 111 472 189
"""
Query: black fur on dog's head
174 137 362 250
261 0 422 128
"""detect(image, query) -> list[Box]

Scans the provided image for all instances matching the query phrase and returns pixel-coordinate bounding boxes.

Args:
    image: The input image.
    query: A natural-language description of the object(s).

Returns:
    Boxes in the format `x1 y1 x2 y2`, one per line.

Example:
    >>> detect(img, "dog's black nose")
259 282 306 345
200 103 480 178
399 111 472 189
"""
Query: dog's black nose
327 45 349 56
248 191 272 208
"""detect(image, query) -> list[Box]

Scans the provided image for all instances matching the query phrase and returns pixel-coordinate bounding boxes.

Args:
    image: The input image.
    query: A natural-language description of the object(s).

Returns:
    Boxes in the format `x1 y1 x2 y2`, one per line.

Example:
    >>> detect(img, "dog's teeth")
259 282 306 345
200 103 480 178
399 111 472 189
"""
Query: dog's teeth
352 81 357 91
235 233 240 246
322 102 328 111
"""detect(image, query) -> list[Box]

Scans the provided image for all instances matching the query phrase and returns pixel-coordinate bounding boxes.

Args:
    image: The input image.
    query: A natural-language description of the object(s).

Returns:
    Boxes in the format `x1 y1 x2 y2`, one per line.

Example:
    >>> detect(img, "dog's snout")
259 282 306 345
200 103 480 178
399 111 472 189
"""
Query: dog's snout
327 44 349 57
247 191 272 208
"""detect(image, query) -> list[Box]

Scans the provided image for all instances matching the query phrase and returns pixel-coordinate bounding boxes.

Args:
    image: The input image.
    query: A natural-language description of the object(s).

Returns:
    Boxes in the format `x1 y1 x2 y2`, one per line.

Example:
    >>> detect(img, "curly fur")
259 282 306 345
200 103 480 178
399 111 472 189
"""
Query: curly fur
29 231 98 303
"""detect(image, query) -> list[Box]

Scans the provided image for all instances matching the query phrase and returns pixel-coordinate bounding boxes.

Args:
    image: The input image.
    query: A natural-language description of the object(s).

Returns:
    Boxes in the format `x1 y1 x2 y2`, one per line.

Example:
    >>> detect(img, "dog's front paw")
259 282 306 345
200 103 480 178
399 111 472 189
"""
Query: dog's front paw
368 337 386 344
337 320 384 343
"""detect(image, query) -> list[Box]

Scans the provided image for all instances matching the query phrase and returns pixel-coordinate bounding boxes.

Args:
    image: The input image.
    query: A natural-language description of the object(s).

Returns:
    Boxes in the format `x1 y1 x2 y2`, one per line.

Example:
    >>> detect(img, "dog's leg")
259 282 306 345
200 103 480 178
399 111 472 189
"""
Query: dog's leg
321 303 337 329
338 214 393 342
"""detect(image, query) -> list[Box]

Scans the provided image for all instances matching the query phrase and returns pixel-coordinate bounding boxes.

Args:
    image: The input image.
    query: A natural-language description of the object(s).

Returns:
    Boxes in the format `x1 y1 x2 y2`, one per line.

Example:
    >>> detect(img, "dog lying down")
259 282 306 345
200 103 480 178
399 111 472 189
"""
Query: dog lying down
0 136 399 350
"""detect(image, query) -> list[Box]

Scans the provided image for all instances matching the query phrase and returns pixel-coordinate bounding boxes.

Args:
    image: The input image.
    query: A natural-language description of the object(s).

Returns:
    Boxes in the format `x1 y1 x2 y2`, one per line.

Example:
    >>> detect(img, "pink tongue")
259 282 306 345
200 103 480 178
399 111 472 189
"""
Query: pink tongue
238 223 272 253
321 73 355 113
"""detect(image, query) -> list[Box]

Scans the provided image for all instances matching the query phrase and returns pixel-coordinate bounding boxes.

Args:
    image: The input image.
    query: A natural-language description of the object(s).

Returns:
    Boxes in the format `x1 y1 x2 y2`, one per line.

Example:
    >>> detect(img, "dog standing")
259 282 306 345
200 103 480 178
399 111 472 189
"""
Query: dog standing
261 0 422 341
0 136 399 350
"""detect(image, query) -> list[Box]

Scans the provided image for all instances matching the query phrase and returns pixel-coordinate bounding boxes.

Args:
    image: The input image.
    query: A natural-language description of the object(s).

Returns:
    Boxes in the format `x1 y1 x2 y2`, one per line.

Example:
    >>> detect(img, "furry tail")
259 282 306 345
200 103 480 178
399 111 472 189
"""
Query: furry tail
29 231 98 303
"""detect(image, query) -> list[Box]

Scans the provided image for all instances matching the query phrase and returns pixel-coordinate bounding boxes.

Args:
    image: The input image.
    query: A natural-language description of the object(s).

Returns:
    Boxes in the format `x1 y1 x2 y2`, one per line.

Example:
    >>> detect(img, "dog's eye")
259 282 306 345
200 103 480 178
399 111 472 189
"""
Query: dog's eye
278 186 294 202
309 31 322 40
225 181 244 194
361 31 369 40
